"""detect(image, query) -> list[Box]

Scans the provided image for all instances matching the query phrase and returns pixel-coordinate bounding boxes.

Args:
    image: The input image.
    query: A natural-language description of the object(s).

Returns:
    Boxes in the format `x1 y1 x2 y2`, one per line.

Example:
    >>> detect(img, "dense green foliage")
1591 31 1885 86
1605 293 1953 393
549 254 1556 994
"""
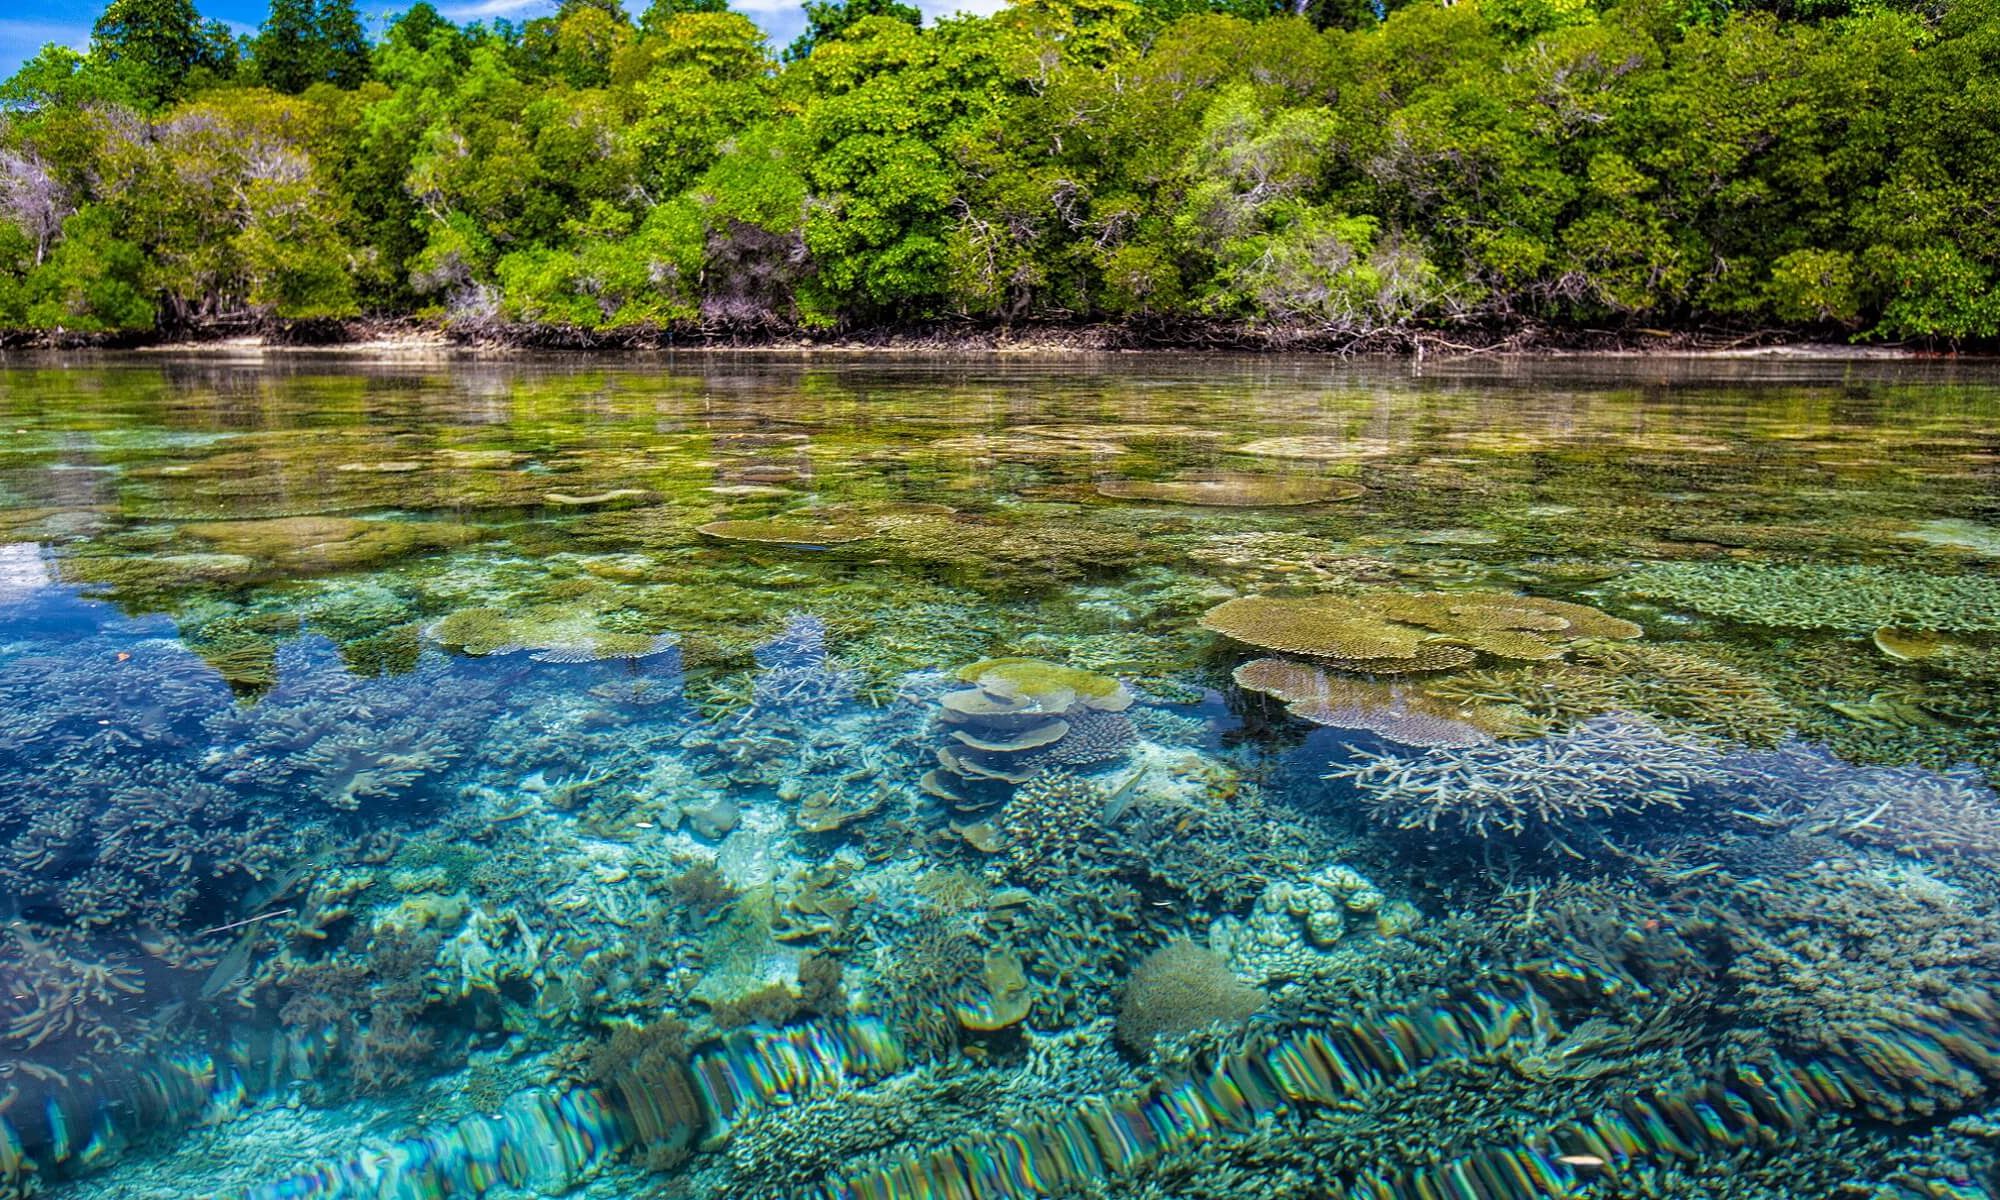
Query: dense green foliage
4 0 1999 339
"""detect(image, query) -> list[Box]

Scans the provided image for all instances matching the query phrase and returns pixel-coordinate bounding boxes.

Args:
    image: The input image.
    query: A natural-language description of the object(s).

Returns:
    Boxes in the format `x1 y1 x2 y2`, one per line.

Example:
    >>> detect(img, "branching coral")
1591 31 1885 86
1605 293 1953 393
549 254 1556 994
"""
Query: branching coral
1724 741 2000 861
0 926 145 1058
746 613 859 713
1324 713 1727 837
300 725 460 811
200 638 494 812
1617 562 2000 634
1711 849 2000 1117
1810 763 2000 860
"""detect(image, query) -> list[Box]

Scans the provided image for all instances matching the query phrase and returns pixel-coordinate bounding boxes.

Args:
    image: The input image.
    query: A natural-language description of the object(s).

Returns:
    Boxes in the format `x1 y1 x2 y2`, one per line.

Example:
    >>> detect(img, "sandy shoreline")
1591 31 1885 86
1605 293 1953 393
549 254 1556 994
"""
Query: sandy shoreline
0 317 1971 358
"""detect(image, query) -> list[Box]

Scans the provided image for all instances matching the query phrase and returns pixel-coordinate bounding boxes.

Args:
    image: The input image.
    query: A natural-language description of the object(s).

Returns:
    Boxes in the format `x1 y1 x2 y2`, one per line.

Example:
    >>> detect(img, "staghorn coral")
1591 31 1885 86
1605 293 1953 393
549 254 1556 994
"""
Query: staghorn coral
200 638 495 812
1617 562 2000 634
0 925 145 1058
298 725 459 811
745 613 860 713
1114 940 1264 1055
1724 741 2000 861
1095 473 1366 507
1325 713 1727 837
1572 639 1795 745
1808 763 2000 860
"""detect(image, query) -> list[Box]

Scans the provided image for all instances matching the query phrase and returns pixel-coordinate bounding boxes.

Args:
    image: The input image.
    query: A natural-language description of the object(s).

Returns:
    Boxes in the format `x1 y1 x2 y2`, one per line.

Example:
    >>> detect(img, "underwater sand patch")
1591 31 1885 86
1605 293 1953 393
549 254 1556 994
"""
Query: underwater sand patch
930 434 1126 457
1014 423 1227 442
1234 435 1396 460
543 489 655 508
1900 519 2000 558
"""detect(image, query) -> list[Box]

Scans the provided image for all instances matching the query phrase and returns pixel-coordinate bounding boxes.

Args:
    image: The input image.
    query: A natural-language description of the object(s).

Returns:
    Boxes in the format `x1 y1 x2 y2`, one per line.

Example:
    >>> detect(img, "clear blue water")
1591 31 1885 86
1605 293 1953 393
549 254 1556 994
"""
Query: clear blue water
3 354 1999 1199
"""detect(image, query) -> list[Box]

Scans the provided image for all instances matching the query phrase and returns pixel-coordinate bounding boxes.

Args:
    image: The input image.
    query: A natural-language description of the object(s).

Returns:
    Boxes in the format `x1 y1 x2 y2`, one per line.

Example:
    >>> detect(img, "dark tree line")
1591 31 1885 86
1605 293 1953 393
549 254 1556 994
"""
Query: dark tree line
4 0 1999 341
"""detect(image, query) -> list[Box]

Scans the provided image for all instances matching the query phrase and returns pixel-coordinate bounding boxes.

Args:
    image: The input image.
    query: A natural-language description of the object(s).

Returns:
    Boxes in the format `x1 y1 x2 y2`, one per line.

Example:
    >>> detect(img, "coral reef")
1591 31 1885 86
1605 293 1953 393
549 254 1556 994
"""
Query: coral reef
12 365 2000 1200
1209 865 1397 985
1710 846 2000 1116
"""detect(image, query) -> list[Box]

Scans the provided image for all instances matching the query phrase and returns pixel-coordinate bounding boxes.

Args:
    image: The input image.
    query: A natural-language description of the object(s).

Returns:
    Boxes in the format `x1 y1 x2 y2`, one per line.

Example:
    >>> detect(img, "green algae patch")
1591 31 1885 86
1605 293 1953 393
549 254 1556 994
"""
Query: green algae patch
697 518 877 547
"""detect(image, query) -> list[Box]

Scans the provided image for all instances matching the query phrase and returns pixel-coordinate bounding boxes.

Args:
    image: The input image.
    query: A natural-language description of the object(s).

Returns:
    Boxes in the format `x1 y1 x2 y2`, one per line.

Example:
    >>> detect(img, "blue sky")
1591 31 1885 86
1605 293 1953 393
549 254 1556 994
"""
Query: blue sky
1 0 1006 82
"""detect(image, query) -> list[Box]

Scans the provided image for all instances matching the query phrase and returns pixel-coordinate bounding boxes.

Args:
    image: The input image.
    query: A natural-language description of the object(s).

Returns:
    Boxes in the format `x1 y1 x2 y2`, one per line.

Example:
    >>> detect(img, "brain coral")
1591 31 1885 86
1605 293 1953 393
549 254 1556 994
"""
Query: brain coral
1115 940 1264 1054
1616 563 2000 634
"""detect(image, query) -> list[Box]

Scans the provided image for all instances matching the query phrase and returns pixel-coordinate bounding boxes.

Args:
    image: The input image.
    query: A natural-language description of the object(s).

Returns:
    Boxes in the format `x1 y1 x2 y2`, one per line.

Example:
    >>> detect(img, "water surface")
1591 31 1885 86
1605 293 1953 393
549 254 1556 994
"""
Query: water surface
3 354 1999 1199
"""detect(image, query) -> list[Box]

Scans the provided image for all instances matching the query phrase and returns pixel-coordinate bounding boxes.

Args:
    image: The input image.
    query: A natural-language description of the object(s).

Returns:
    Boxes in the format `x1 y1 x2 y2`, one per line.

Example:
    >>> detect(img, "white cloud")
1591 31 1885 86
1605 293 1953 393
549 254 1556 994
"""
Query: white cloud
435 0 561 21
921 0 1008 16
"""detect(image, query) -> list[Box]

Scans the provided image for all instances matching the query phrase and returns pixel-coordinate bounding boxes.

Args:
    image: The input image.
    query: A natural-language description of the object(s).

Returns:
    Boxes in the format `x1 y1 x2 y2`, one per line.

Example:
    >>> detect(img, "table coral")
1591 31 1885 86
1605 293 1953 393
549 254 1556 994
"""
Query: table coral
1233 657 1523 748
1617 562 2000 634
1202 589 1640 676
932 659 1138 799
1095 473 1366 507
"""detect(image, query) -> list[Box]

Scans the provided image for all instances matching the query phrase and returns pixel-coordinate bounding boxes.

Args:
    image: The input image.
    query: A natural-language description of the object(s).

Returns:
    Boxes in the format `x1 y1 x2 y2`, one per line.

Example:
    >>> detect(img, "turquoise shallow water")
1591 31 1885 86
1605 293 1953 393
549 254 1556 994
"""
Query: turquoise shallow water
2 354 2000 1199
